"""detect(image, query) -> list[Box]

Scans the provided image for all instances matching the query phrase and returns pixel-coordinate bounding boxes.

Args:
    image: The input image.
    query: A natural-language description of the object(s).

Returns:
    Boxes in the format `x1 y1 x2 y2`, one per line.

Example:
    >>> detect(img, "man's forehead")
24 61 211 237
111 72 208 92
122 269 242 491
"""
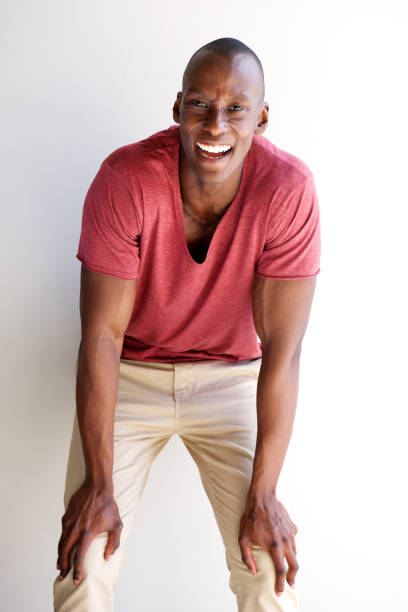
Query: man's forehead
185 85 253 102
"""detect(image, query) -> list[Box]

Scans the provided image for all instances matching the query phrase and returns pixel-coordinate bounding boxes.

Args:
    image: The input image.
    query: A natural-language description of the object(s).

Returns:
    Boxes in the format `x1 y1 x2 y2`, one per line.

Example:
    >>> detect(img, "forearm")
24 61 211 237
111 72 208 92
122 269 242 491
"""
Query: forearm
249 350 301 496
76 334 123 491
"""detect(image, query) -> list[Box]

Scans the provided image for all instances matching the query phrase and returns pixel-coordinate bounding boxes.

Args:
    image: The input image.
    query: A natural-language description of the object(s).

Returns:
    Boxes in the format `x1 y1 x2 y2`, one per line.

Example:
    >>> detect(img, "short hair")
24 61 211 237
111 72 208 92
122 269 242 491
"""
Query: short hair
182 37 265 98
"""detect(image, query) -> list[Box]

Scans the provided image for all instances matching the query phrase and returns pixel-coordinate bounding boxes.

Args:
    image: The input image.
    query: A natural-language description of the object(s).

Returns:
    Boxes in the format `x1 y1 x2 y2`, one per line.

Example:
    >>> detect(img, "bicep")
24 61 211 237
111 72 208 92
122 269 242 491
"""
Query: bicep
79 265 138 341
252 275 317 357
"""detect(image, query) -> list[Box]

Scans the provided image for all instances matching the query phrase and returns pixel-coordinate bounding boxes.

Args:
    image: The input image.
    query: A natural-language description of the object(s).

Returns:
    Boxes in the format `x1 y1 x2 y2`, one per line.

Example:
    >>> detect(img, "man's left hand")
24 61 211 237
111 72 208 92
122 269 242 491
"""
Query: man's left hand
238 489 299 596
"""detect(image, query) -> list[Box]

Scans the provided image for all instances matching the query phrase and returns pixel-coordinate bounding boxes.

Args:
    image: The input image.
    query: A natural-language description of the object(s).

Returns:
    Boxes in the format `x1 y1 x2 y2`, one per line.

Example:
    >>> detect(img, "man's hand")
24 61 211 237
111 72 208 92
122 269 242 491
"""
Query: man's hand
238 489 299 596
56 480 123 586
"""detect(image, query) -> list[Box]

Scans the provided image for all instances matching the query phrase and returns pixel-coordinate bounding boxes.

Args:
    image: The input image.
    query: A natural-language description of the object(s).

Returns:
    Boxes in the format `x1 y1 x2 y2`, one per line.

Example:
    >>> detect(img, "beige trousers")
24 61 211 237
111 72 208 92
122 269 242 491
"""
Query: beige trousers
53 357 299 611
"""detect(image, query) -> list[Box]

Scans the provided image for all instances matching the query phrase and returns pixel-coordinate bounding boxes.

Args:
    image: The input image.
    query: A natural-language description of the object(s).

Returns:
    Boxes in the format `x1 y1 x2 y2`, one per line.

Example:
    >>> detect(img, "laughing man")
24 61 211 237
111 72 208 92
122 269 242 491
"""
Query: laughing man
54 37 321 612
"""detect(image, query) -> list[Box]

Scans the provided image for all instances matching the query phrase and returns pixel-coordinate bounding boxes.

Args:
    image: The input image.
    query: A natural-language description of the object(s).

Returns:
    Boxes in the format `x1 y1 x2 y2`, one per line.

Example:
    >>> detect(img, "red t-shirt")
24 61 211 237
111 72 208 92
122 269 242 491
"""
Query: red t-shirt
76 125 321 362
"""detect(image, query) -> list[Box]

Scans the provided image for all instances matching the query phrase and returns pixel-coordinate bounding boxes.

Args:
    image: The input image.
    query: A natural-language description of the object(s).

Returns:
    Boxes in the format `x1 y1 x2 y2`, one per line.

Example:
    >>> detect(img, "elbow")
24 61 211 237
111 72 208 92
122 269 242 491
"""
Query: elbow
80 329 125 356
260 337 303 366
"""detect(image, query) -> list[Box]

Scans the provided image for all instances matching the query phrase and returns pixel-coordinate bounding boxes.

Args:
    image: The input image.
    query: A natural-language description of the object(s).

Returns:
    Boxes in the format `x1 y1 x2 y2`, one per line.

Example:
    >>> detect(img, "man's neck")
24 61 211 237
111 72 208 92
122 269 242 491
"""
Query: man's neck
179 149 244 223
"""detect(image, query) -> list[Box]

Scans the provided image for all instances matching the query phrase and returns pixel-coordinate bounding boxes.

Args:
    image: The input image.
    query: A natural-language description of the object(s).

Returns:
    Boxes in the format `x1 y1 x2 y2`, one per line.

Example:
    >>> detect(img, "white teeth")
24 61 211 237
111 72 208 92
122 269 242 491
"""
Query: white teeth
197 142 232 153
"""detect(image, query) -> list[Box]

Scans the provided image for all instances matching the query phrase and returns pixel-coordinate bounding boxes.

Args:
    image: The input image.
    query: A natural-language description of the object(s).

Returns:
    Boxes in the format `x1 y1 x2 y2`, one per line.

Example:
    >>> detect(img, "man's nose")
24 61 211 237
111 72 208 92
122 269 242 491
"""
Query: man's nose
204 106 227 136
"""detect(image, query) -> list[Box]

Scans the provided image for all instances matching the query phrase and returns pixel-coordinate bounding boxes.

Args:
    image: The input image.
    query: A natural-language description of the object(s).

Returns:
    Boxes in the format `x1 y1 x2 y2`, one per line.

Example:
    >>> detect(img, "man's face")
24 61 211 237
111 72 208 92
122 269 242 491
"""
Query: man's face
173 52 269 184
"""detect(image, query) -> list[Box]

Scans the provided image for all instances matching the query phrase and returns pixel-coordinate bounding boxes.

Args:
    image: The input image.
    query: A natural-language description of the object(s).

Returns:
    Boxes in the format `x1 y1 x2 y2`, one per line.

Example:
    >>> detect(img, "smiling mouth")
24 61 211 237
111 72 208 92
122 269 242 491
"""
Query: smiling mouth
196 142 233 160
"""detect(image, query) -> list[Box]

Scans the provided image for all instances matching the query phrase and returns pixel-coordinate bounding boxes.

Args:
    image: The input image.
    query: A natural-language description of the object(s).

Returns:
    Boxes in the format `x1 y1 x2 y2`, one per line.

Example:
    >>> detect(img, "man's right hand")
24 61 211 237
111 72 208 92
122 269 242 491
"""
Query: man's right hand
56 480 123 586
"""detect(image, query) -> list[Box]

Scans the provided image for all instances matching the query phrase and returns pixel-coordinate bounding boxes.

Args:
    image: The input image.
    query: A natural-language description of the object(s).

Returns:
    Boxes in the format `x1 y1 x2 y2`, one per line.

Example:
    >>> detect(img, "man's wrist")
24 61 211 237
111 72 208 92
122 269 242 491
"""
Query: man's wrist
248 477 277 499
84 474 114 494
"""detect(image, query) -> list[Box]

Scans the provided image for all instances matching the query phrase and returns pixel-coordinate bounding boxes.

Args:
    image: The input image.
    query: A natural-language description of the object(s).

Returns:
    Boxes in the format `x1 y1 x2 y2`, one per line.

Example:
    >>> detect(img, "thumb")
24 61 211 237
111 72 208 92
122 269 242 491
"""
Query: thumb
240 541 257 575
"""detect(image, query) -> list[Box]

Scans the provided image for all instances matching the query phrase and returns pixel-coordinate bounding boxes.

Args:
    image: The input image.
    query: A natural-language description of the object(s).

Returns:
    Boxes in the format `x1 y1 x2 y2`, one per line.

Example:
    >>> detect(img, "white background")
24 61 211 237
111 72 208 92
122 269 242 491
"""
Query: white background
1 1 407 610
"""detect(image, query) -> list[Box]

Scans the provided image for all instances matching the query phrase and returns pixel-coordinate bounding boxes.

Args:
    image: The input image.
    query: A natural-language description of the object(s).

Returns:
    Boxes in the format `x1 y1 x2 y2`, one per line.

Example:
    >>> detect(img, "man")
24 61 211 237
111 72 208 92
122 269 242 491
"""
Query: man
54 37 321 611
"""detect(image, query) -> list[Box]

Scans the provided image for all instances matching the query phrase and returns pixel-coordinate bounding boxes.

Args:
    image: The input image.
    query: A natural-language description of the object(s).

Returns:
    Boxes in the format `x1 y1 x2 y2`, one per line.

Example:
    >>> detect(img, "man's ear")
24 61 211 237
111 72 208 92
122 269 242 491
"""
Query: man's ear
173 91 182 124
255 101 269 135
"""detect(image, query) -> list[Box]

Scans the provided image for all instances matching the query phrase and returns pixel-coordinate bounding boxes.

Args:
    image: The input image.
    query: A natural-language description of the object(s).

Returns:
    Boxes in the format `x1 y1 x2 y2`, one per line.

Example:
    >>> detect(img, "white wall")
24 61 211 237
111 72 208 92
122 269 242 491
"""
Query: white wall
1 1 407 610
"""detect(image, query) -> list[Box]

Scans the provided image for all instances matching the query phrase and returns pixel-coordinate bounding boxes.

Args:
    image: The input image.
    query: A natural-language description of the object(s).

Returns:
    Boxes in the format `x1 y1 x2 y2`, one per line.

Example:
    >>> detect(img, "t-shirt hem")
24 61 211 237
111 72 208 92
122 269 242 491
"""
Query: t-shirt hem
120 355 262 363
255 268 320 280
77 255 138 280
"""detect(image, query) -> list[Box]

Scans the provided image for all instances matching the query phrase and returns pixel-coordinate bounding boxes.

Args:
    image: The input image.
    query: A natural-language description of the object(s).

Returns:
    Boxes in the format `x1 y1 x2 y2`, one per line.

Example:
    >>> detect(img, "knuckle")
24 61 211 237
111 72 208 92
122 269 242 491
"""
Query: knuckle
74 551 83 563
61 514 69 526
276 566 287 576
80 528 91 537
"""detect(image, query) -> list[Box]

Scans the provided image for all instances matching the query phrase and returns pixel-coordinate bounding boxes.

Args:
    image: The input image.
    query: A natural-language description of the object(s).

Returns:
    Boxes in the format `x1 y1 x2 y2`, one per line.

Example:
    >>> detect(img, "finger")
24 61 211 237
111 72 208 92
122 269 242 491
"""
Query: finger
57 522 71 566
239 540 257 575
268 546 287 596
58 533 77 580
291 536 297 556
285 547 299 587
57 533 69 578
104 529 121 560
73 533 93 585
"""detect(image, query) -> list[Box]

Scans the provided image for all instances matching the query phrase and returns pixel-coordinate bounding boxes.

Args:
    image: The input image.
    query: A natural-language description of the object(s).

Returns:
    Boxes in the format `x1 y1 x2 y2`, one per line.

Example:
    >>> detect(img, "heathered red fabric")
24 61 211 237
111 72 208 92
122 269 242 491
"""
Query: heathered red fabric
76 125 321 362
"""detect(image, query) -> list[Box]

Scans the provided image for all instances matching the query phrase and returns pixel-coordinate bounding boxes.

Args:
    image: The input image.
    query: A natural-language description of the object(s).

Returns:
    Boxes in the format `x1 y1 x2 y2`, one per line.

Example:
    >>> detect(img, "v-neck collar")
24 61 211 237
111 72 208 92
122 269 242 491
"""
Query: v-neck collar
171 138 251 267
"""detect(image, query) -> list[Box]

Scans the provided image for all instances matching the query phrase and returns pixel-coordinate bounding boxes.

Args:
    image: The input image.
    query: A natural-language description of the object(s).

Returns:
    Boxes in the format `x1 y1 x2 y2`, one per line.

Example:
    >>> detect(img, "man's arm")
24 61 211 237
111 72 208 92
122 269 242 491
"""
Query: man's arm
56 265 138 586
239 275 317 596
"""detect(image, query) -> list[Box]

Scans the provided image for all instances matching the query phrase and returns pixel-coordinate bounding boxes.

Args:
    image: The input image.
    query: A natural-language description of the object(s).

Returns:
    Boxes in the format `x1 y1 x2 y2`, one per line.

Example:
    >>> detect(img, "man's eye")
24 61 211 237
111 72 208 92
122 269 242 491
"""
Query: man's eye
191 99 207 107
229 105 244 112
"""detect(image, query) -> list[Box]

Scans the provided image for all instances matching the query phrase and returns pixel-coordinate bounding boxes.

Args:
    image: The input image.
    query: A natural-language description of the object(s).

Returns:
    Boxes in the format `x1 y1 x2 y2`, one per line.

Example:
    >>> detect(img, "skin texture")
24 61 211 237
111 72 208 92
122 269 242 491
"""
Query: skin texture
56 48 318 598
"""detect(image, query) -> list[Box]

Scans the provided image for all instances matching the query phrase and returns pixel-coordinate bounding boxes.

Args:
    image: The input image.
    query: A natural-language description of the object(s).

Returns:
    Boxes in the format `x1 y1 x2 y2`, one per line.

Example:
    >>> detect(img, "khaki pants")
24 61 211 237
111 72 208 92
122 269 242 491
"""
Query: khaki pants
53 357 299 611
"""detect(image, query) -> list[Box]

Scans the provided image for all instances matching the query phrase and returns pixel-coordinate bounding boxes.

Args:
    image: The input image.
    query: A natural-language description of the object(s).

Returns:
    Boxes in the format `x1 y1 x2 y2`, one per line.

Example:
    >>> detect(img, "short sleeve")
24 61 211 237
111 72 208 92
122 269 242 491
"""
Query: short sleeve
255 173 321 279
76 162 142 279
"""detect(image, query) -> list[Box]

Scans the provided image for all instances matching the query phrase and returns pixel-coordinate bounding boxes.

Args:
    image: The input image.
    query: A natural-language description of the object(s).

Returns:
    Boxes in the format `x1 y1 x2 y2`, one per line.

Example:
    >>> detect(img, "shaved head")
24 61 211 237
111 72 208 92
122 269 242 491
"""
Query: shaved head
182 37 265 101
